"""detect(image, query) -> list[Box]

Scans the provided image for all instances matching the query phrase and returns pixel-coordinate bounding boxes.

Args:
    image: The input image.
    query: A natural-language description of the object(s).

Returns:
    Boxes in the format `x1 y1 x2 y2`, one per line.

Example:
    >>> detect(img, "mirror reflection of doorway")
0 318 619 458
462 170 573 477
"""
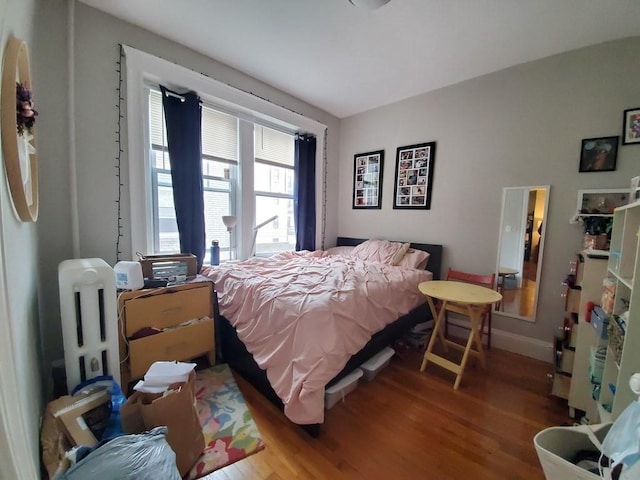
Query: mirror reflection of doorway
500 258 538 317
496 186 549 321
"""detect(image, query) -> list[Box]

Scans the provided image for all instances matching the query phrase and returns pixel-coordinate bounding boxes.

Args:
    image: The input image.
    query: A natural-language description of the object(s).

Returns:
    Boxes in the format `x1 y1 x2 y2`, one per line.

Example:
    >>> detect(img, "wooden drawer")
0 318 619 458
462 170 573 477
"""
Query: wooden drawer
554 338 575 374
562 286 580 314
128 318 214 378
124 283 212 337
551 372 571 400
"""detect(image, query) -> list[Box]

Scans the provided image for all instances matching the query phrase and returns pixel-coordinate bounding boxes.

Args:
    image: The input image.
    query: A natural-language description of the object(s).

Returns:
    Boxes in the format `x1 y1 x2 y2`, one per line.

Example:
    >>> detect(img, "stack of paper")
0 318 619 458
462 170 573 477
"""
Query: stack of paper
133 361 196 393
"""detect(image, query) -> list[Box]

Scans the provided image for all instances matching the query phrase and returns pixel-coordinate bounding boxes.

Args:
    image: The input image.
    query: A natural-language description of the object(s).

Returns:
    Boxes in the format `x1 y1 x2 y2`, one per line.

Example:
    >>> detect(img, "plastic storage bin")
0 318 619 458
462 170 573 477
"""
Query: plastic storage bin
534 423 612 480
324 368 363 409
360 347 395 381
591 306 609 340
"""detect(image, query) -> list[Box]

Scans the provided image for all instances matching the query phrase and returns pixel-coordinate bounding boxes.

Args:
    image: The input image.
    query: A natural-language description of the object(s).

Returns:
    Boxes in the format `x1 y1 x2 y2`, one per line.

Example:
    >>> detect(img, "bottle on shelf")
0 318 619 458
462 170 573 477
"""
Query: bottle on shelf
210 240 220 266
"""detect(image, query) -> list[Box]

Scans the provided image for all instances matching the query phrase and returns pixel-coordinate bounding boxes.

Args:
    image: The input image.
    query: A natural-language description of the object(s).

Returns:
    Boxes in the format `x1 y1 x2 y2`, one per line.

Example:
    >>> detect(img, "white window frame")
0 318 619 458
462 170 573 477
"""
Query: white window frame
124 45 326 259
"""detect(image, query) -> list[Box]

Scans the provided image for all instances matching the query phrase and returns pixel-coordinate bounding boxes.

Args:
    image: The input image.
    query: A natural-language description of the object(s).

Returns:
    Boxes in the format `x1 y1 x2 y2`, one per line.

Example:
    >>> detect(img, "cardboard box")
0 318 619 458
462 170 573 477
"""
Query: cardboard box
51 388 111 447
42 397 74 478
139 253 197 279
120 371 204 476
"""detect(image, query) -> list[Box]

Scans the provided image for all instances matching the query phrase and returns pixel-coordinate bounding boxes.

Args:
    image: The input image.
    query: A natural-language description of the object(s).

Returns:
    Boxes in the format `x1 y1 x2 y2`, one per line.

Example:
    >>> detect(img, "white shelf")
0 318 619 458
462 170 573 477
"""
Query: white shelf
597 402 612 424
607 268 634 290
588 200 640 424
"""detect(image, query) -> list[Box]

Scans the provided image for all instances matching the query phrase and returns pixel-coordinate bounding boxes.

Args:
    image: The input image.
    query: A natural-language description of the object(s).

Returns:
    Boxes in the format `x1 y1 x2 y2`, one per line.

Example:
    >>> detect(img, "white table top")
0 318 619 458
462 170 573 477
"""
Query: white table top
419 280 502 305
498 267 519 275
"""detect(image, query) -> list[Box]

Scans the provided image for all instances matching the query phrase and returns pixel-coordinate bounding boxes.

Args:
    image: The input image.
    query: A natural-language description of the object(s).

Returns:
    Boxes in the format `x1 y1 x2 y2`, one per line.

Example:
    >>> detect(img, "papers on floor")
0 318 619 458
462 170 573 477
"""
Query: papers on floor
133 361 196 393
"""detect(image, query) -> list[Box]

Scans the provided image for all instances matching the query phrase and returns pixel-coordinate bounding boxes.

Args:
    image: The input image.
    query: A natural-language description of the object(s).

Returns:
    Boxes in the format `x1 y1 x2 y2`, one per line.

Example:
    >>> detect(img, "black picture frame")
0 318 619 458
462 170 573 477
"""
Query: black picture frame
579 136 618 173
393 141 436 209
352 150 384 209
622 107 640 145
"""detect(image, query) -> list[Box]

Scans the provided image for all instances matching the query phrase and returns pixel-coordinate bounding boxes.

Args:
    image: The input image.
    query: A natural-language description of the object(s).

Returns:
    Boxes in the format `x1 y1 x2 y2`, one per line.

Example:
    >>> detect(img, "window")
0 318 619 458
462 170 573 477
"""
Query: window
124 46 325 261
147 88 295 262
254 125 295 255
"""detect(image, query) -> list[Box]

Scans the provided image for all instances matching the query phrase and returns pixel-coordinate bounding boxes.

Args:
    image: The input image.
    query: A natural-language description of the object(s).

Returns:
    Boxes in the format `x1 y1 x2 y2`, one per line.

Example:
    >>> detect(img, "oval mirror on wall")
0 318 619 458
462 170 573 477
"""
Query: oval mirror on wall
495 186 550 322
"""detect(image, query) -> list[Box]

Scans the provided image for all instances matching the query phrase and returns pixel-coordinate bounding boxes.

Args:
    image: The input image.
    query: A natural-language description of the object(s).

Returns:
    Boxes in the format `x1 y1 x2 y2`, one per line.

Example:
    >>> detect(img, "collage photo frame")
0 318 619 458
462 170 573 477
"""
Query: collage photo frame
393 141 436 209
352 150 384 209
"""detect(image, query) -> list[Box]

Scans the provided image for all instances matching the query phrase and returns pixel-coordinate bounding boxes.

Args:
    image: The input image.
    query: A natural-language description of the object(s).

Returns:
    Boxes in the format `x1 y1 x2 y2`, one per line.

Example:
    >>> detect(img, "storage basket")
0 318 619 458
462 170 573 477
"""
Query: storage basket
534 423 612 480
608 319 624 365
589 346 606 385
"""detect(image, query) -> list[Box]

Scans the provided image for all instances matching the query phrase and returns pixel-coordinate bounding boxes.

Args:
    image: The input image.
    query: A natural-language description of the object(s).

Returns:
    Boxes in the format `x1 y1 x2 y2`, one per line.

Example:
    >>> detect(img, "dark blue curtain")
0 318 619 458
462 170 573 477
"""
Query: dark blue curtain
160 85 206 271
294 134 316 251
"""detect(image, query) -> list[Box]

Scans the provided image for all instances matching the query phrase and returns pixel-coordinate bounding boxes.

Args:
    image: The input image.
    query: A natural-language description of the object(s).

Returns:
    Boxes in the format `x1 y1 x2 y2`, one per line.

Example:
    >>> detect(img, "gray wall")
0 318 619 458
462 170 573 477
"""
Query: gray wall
40 3 340 365
339 37 640 343
0 0 59 474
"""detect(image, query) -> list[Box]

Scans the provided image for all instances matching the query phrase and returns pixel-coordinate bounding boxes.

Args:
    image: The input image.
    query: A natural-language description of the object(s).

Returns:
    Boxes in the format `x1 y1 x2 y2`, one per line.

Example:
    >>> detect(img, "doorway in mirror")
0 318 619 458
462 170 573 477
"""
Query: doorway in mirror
495 186 550 322
499 260 537 317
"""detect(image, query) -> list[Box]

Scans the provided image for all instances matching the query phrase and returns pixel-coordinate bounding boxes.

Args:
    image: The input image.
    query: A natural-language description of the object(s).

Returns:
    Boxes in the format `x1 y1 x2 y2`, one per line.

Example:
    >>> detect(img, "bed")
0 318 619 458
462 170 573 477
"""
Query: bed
204 237 443 436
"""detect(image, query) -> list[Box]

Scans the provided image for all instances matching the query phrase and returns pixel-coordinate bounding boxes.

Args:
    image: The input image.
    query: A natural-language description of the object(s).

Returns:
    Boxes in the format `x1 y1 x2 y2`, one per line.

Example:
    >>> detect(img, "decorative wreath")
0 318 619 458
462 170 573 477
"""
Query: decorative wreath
16 82 37 136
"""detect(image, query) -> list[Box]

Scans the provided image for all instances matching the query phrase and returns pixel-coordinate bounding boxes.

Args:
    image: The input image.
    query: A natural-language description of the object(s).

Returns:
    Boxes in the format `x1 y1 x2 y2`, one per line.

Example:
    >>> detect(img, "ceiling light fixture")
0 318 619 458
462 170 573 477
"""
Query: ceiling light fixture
348 0 391 11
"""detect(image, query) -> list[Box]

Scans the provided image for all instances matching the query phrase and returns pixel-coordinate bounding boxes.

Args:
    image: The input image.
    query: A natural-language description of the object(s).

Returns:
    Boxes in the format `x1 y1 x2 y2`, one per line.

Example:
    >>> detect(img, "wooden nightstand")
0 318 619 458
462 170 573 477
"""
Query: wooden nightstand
118 281 215 388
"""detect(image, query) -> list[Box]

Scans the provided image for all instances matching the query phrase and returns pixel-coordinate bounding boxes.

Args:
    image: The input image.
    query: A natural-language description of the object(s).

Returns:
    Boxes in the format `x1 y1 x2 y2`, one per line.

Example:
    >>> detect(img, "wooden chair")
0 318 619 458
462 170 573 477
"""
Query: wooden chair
443 268 496 349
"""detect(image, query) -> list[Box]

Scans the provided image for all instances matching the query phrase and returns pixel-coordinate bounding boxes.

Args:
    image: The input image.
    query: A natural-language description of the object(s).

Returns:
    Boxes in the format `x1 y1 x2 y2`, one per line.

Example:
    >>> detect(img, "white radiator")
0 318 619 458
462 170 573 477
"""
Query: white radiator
58 258 120 393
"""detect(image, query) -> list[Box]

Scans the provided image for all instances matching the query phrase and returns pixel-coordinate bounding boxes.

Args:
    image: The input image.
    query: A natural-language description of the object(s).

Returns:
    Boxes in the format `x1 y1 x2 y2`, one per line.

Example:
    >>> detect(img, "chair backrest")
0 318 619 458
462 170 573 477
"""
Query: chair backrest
446 268 495 290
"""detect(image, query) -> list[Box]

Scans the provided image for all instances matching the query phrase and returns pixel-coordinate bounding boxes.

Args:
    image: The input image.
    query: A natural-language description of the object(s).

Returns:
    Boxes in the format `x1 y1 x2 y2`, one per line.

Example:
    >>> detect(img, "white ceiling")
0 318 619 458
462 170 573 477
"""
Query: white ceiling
78 0 640 119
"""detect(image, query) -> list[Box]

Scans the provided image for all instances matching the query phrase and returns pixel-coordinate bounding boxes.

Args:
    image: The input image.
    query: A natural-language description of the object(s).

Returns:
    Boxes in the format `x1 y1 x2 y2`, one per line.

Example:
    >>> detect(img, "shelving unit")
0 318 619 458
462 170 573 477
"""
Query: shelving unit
562 252 608 420
593 200 640 422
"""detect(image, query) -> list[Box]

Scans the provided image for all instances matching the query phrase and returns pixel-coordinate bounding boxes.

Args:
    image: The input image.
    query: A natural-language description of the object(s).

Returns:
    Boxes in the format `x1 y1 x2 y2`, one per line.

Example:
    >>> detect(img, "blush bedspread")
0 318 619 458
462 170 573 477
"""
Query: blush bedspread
203 250 432 424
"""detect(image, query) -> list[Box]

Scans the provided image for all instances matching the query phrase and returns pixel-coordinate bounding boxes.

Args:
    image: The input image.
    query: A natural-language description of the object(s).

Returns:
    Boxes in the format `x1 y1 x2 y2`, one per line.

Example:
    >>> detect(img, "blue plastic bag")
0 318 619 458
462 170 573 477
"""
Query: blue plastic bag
71 375 125 442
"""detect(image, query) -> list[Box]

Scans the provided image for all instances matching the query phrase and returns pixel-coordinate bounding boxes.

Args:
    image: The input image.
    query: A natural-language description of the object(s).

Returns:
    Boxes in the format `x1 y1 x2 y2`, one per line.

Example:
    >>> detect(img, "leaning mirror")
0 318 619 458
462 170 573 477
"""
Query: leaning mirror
495 186 550 322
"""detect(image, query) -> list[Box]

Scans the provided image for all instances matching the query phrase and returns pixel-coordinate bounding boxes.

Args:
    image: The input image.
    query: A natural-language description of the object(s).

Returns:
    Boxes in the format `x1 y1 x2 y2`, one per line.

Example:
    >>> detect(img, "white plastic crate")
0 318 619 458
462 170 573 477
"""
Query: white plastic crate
534 423 612 480
360 346 395 381
325 368 363 409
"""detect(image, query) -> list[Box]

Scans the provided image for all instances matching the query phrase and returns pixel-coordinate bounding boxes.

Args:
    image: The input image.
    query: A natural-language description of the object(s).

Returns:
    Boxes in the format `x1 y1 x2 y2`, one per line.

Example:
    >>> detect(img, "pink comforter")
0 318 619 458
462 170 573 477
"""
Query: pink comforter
203 250 432 424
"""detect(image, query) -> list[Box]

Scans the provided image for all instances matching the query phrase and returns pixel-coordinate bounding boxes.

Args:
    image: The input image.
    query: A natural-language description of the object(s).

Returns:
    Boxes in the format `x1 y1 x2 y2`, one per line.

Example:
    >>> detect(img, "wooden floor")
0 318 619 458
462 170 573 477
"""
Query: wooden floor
204 345 570 480
498 261 538 318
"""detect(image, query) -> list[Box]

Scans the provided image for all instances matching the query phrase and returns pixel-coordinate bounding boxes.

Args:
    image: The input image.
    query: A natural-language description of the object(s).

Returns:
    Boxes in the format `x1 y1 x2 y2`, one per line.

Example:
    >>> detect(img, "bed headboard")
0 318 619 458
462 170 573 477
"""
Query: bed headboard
335 237 443 280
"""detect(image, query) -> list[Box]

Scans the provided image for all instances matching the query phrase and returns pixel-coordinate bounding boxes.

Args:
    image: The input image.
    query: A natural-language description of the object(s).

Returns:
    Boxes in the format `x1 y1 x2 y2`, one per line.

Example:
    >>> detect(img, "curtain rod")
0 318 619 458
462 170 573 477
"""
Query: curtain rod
164 90 186 102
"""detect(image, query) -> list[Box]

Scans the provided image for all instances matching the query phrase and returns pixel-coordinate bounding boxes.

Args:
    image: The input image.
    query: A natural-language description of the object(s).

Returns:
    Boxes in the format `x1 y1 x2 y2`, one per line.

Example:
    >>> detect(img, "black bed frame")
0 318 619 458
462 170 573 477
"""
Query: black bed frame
214 237 443 437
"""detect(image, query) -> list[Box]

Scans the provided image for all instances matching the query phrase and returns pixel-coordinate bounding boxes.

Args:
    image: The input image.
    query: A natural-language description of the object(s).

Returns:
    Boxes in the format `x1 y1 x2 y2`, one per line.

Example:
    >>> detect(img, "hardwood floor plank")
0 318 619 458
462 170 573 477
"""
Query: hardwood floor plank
209 346 569 480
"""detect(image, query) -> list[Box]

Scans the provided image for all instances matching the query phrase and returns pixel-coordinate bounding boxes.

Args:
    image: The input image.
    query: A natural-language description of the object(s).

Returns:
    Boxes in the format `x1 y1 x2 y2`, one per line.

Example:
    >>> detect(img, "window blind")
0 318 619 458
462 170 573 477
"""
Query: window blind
149 88 238 163
255 125 294 166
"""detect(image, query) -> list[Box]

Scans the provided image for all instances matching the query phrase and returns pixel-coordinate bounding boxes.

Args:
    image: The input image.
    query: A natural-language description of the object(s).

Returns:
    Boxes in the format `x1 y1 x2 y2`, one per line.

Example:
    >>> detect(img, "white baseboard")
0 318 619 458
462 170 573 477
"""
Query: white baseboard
446 321 553 363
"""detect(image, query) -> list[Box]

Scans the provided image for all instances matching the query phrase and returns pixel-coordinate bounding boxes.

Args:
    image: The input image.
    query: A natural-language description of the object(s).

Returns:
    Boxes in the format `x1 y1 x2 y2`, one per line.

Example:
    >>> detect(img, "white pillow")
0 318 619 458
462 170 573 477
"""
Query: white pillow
325 246 356 256
396 248 430 270
351 239 409 265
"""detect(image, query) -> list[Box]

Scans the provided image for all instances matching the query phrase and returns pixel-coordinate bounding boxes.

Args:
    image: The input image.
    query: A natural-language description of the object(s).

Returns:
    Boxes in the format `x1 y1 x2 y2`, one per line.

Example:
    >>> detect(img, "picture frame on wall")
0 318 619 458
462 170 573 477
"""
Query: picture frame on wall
578 136 618 173
352 150 384 209
622 107 640 145
393 141 436 209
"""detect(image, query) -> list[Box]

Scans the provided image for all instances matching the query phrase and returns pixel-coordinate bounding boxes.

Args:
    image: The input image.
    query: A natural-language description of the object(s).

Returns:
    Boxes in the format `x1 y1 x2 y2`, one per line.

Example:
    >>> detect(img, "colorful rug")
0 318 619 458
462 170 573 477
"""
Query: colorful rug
186 364 265 479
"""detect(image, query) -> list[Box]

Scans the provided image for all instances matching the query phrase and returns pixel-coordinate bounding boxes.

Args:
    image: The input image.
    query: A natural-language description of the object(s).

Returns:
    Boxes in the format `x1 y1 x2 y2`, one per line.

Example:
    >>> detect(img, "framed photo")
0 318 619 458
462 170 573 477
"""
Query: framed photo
579 136 618 173
352 150 384 209
393 141 436 209
622 107 640 145
631 176 640 204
